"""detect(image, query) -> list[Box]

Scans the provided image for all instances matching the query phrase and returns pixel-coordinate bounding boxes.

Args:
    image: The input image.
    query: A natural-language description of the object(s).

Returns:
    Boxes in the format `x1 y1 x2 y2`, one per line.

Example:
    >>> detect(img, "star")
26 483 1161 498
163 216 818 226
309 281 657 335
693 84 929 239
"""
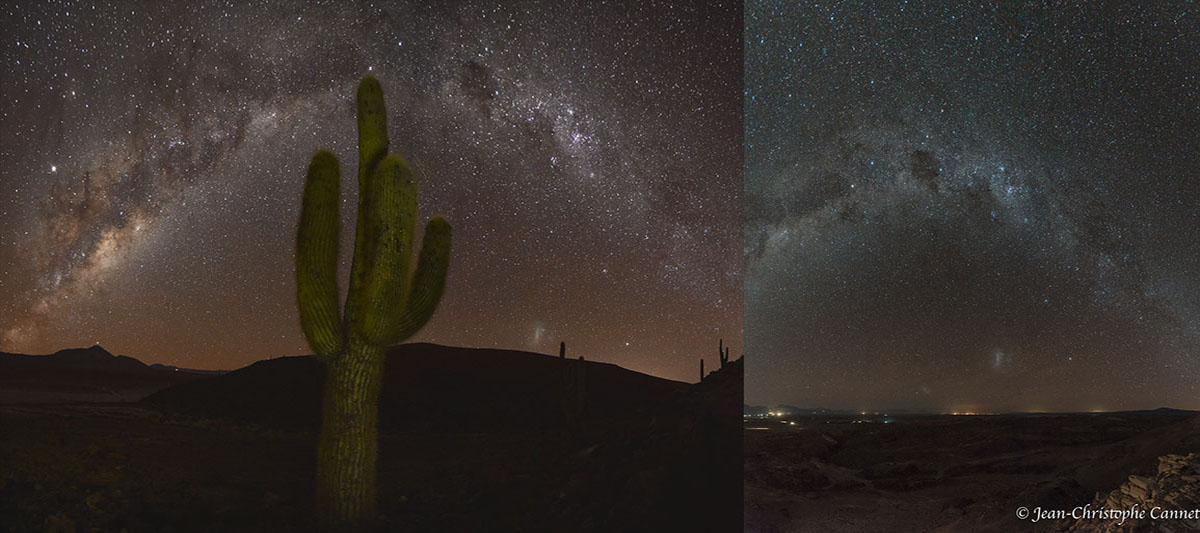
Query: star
0 1 741 382
746 1 1200 411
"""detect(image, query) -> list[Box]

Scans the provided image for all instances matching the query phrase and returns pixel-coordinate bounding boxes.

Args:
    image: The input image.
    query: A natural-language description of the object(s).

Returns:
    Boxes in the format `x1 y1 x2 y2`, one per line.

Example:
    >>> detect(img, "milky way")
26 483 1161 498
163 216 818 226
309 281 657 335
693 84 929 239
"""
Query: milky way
746 2 1199 411
0 1 742 380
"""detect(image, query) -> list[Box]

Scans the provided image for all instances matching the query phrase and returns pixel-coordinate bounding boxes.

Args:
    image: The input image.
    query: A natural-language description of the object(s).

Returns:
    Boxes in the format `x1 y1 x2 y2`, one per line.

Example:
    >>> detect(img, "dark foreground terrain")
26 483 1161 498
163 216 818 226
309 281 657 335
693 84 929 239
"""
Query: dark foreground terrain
0 344 741 531
0 345 216 403
745 411 1200 532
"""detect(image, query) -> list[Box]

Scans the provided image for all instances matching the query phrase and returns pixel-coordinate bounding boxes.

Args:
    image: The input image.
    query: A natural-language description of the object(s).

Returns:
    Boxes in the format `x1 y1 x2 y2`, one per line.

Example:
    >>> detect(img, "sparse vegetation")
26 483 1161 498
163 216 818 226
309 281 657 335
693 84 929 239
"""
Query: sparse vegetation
560 342 587 431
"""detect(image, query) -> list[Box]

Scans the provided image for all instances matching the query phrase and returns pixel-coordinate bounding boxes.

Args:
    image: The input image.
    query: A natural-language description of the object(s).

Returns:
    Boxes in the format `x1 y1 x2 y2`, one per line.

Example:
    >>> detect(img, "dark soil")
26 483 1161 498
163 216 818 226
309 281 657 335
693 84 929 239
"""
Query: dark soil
0 346 741 532
744 411 1200 532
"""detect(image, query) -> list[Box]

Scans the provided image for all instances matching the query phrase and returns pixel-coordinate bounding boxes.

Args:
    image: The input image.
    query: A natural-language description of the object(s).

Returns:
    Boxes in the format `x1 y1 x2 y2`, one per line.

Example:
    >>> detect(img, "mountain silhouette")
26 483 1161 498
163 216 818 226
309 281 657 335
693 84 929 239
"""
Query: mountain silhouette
0 345 214 403
143 343 689 432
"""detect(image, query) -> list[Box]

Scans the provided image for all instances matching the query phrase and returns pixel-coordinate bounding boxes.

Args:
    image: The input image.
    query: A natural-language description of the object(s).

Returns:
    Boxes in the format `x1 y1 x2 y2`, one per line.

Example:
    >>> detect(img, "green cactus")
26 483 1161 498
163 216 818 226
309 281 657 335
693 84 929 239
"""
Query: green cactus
297 75 451 527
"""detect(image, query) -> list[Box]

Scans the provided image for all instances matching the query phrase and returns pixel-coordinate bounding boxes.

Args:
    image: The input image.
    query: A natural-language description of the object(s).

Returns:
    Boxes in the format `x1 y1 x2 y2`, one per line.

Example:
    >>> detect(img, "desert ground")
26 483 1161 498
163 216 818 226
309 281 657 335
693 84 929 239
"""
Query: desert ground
0 344 741 531
745 411 1200 532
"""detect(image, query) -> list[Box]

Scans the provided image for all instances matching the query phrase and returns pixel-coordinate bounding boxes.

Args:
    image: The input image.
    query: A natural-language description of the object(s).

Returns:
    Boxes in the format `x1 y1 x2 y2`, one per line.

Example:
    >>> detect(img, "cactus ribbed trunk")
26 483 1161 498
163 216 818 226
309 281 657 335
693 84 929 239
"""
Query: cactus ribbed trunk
316 339 386 528
297 76 451 530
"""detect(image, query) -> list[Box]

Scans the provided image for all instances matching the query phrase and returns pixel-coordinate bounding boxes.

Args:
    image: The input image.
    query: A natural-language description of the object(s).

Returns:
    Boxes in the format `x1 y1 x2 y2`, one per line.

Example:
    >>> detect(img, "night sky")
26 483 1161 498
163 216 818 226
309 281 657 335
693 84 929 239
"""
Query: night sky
0 1 741 381
746 2 1199 411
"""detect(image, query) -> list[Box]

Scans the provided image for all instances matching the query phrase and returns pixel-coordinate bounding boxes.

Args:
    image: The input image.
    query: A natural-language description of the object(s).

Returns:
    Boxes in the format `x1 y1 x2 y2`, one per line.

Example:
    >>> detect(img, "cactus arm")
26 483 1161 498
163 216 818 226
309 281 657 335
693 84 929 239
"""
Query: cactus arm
353 155 419 344
356 76 389 184
386 216 451 343
296 149 344 359
345 76 397 344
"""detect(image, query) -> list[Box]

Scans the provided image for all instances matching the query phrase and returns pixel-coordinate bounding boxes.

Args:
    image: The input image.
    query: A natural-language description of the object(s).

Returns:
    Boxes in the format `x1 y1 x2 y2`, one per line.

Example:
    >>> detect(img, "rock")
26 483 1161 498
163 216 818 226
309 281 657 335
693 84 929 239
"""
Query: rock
1125 475 1152 500
1067 453 1200 532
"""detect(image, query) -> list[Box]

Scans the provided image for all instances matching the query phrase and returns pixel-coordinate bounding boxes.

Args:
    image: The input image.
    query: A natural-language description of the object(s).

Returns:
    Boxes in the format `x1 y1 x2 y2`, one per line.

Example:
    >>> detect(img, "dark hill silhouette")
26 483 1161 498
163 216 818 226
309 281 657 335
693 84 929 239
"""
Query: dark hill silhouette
556 355 743 531
0 345 212 403
143 343 690 432
147 363 226 375
4 344 147 371
1 344 739 530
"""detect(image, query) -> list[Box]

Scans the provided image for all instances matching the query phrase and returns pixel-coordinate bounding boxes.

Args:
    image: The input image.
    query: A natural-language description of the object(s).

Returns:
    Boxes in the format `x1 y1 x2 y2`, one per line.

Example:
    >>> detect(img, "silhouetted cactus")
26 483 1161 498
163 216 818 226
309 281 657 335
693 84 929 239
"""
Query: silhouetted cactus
297 75 451 528
560 342 586 428
719 339 729 368
701 357 706 381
